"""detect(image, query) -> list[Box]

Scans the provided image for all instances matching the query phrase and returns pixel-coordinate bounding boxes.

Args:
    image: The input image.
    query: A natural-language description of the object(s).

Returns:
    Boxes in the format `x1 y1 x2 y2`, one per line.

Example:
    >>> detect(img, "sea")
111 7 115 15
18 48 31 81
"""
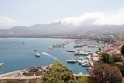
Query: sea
0 38 99 74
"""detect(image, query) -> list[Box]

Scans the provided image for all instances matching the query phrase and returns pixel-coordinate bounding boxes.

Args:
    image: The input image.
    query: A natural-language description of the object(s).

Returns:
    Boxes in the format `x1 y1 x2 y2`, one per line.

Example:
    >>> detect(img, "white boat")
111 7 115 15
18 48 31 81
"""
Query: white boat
74 51 80 55
79 57 84 60
78 60 89 64
67 59 76 63
73 44 83 48
35 53 40 57
82 63 90 67
86 67 92 70
66 50 76 52
0 63 4 66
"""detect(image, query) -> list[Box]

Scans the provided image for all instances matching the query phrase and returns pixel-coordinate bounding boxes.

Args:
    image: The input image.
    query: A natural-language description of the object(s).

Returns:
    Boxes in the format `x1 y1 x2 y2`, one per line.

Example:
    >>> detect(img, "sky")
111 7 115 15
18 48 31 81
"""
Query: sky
0 0 124 29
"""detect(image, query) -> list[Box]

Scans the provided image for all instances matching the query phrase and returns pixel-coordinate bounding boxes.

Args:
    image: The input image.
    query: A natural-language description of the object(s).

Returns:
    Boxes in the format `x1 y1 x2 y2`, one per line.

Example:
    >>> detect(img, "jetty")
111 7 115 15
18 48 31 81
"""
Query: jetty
88 61 93 67
86 55 94 67
48 40 72 50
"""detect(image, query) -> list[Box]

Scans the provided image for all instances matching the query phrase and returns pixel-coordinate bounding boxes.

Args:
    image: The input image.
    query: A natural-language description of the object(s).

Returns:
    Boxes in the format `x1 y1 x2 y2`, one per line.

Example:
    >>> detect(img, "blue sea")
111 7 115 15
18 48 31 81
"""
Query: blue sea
0 38 98 74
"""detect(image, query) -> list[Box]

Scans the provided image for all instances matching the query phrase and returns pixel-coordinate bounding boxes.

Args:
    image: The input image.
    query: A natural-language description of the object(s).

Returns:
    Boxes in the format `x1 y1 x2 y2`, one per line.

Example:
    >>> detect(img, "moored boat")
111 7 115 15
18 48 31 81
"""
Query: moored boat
67 59 76 63
66 50 76 52
82 63 90 67
86 67 92 70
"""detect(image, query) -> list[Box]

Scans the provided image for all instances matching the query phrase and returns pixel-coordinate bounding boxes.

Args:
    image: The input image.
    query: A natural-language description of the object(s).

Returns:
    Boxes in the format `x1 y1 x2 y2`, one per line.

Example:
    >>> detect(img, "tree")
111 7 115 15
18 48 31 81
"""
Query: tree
111 54 122 62
41 61 77 83
100 52 112 64
89 61 122 83
121 45 124 55
120 45 124 66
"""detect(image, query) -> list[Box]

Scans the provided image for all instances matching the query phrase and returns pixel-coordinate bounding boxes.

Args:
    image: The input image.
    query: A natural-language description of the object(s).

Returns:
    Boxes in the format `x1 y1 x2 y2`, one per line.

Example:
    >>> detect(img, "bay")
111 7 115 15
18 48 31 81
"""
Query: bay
0 38 98 74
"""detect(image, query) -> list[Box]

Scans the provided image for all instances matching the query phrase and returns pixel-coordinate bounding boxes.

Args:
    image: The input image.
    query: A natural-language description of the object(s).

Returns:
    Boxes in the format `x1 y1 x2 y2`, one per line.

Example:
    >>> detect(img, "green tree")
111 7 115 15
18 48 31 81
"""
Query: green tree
121 45 124 55
120 45 124 66
100 52 112 64
41 61 77 83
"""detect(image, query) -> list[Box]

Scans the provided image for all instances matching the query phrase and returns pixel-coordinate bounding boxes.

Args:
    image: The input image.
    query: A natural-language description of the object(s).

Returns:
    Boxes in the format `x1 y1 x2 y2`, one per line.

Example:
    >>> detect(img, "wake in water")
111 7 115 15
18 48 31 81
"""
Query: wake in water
42 52 58 60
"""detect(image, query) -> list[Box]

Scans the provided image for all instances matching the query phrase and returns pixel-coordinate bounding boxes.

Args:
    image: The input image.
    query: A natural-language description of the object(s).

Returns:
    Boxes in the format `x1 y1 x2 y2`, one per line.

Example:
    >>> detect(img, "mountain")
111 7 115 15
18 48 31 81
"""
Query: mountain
0 22 124 37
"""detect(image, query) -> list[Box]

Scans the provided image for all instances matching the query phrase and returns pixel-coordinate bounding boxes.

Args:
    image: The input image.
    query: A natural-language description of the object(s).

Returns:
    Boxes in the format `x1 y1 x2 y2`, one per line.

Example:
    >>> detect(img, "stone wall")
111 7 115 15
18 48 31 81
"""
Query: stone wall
0 78 41 83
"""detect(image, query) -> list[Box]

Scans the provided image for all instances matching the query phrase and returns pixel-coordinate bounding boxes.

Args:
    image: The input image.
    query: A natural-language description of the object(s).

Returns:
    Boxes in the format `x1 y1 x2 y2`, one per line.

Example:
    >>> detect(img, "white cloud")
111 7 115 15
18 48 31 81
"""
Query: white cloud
54 9 124 26
0 16 23 28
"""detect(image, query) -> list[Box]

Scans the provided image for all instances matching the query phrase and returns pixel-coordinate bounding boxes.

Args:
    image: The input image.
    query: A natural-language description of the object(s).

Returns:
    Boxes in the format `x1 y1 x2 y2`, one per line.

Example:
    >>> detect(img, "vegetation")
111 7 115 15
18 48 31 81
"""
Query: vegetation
121 45 124 55
41 61 77 83
111 54 122 62
100 52 113 64
89 61 122 83
77 76 88 83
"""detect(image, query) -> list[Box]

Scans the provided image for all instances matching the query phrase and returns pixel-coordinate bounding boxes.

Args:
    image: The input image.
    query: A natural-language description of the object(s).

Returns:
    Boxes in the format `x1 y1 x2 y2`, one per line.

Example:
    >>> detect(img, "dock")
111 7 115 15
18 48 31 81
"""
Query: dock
87 55 93 67
88 61 93 67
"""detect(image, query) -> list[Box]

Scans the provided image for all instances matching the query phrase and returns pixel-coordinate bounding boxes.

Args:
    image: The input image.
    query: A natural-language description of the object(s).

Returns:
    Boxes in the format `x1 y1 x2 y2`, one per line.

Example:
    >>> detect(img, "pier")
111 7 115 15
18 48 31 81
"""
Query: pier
48 40 72 50
88 60 93 67
87 55 93 67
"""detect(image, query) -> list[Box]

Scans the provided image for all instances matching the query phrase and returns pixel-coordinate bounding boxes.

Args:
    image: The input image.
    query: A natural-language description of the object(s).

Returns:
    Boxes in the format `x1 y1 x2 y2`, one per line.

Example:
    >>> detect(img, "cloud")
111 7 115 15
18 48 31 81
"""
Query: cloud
0 16 23 28
54 9 124 26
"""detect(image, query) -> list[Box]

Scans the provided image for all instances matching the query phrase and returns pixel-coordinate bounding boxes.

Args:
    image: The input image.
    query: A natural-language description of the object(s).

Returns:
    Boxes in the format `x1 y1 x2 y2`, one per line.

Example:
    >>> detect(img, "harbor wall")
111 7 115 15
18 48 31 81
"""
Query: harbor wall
0 77 42 83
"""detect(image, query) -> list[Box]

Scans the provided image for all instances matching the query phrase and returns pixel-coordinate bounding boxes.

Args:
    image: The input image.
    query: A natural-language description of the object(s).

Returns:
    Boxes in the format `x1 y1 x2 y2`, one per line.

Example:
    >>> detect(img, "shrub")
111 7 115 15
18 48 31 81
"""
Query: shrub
89 61 122 83
111 54 122 62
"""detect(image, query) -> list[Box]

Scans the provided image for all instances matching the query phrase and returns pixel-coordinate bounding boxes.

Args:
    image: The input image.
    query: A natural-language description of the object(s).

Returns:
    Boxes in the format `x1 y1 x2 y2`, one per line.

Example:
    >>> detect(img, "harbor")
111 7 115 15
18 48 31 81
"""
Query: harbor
47 39 103 73
0 38 103 75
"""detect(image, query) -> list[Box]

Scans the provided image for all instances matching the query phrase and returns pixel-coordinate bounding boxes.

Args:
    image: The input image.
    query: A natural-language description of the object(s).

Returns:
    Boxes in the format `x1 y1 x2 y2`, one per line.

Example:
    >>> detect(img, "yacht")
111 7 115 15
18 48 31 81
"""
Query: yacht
67 59 76 63
66 50 76 52
0 63 4 66
86 67 92 70
82 63 90 67
73 44 83 48
74 51 80 55
78 60 89 64
35 53 40 57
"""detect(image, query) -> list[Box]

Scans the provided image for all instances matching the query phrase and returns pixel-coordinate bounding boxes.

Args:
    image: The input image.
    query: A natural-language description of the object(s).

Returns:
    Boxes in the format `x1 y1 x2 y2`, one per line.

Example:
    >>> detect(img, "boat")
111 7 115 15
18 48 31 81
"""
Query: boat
82 63 90 67
74 51 80 55
78 60 89 64
73 44 83 48
86 67 92 70
34 50 37 52
22 42 25 44
67 59 76 63
66 50 76 52
35 53 40 57
0 63 4 66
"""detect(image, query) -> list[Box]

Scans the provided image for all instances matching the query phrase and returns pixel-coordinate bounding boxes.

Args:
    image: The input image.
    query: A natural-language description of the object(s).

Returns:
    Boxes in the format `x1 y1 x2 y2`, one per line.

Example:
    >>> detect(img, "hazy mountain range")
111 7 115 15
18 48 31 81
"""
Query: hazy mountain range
0 21 124 37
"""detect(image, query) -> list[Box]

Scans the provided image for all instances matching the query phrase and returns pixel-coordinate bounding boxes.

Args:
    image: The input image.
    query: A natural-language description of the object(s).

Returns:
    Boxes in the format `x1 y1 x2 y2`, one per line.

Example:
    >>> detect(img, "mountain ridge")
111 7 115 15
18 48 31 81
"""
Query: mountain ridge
0 22 124 36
